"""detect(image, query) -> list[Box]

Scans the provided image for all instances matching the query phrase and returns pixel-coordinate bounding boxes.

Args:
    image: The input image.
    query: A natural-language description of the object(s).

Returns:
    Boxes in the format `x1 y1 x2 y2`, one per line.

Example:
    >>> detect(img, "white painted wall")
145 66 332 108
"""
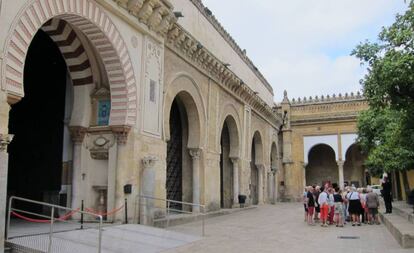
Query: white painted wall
171 0 274 106
303 135 338 163
341 133 357 159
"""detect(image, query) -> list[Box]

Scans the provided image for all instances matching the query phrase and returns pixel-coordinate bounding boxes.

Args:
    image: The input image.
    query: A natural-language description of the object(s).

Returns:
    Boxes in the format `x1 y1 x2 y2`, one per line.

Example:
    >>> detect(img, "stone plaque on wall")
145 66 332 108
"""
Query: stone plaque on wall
141 37 163 137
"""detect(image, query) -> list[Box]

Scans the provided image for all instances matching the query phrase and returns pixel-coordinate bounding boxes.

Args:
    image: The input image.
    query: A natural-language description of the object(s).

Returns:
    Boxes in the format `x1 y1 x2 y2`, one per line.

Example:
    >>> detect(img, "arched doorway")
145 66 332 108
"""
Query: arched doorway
250 131 263 205
7 30 70 213
5 10 136 216
166 91 202 210
219 115 239 208
306 144 338 187
167 98 185 210
344 144 367 187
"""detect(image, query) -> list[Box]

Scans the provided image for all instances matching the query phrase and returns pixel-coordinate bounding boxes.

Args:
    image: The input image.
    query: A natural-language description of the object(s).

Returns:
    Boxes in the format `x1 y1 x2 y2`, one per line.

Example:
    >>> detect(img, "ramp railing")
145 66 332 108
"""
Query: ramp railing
6 196 103 253
137 195 206 236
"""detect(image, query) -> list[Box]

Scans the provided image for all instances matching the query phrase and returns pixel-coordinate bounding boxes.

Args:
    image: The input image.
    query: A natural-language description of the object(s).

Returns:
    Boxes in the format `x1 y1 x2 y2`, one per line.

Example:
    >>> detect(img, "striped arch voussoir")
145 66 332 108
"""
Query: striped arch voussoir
3 0 137 126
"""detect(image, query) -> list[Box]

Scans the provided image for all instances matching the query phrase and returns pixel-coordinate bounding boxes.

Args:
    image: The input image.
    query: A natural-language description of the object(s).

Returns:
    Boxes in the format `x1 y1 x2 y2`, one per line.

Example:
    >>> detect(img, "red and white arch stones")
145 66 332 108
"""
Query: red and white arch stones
3 0 137 126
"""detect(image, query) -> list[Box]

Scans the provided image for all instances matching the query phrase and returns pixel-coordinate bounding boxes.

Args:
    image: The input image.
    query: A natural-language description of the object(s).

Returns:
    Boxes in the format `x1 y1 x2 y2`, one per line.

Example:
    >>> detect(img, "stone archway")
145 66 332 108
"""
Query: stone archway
306 144 338 186
219 115 240 208
344 144 367 187
250 130 264 205
165 76 205 211
2 0 137 126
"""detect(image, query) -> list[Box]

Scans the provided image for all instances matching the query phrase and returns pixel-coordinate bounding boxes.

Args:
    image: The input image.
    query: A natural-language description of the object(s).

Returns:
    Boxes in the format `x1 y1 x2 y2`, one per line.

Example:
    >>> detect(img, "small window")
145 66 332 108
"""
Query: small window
150 79 156 103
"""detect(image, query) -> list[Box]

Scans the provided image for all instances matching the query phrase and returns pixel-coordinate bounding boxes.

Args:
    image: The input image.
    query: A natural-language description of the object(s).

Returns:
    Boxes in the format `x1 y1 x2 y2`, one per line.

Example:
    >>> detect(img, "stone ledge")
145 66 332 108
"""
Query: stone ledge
392 202 414 224
153 206 256 228
380 212 414 248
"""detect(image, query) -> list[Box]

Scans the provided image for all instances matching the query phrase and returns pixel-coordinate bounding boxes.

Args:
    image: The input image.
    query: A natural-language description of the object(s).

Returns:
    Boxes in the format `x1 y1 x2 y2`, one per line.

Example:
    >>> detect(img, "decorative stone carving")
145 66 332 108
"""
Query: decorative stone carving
189 148 201 160
142 156 158 168
0 134 13 152
88 135 116 160
69 126 88 144
113 0 177 37
111 126 131 145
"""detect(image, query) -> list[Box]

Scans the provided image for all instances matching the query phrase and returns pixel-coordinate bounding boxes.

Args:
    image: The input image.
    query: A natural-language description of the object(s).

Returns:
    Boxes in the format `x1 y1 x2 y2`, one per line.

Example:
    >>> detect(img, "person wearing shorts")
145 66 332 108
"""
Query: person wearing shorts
366 187 380 225
306 186 315 225
318 187 329 227
333 188 344 227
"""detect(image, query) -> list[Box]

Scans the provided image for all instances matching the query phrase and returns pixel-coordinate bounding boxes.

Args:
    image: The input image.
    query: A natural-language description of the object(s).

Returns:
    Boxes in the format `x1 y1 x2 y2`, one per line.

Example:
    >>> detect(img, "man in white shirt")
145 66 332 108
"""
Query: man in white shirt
318 187 329 227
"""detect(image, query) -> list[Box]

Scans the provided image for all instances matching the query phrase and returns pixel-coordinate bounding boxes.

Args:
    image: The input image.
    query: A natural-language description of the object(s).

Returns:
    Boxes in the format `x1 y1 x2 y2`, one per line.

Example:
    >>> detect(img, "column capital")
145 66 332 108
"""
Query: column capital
0 134 13 152
256 164 265 171
188 148 201 160
337 160 344 166
111 125 131 145
69 126 87 144
142 156 158 169
230 157 240 165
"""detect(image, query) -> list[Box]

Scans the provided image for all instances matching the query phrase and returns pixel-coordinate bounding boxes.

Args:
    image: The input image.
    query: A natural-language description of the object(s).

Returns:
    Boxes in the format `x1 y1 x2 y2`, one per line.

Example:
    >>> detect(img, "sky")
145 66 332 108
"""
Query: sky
202 0 409 102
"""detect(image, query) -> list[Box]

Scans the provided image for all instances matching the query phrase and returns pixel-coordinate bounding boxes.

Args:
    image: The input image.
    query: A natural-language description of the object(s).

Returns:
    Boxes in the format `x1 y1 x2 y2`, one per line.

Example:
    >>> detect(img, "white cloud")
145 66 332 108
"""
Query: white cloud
202 0 408 101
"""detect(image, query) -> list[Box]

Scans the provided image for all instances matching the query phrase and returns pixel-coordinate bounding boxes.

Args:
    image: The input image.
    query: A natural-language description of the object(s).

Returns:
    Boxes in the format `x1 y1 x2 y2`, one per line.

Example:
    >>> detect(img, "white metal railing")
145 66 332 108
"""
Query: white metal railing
137 195 206 236
6 196 103 253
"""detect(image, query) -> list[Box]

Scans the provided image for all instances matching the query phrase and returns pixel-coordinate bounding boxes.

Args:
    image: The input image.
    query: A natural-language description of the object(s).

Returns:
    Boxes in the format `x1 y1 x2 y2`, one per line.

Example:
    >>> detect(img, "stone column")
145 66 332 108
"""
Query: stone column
140 156 157 225
337 160 344 189
189 148 201 213
257 164 265 204
268 171 274 204
69 127 87 210
272 166 278 203
302 162 308 188
0 134 13 252
112 126 131 221
230 157 240 205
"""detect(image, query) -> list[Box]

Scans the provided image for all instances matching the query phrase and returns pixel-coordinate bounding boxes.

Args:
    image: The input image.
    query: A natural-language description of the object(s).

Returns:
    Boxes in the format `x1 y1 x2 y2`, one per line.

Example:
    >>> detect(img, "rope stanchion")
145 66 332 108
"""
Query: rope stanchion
11 209 80 223
85 205 125 217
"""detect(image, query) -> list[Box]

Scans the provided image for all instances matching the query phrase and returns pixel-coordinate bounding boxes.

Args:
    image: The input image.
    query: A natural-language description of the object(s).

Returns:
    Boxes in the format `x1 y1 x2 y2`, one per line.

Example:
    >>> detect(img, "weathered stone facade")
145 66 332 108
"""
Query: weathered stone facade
276 91 369 201
0 2 282 247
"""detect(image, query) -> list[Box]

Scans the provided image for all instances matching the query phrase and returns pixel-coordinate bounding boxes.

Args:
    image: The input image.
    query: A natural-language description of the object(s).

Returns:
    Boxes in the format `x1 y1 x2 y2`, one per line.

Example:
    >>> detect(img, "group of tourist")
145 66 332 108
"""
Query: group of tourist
303 184 381 227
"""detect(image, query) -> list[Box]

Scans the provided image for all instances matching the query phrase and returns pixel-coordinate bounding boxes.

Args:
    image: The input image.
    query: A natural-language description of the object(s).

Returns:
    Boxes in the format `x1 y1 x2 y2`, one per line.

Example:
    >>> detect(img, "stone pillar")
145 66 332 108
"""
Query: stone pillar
230 158 239 205
268 171 274 204
302 162 308 188
140 156 157 225
272 167 278 204
189 148 201 212
112 126 131 221
0 134 13 252
337 160 344 189
257 164 265 204
69 127 87 210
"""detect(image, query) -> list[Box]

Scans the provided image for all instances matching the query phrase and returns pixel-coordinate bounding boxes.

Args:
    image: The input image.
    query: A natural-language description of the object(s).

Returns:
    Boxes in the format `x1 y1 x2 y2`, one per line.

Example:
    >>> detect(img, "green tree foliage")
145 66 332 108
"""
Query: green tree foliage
352 1 414 175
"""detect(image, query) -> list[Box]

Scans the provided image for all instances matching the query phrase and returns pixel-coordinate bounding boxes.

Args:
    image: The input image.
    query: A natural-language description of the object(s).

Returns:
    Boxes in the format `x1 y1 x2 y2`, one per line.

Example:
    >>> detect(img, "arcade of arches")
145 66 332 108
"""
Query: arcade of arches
0 2 372 249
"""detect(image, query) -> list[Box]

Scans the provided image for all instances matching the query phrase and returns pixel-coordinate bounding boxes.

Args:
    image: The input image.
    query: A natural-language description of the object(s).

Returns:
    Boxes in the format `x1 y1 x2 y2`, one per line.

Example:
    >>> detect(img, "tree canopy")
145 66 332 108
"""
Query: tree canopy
352 1 414 176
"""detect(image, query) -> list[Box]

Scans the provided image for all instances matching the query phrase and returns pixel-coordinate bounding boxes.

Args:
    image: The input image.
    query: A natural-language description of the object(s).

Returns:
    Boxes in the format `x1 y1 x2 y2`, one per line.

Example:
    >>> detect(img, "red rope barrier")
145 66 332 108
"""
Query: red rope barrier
85 205 124 216
11 209 80 223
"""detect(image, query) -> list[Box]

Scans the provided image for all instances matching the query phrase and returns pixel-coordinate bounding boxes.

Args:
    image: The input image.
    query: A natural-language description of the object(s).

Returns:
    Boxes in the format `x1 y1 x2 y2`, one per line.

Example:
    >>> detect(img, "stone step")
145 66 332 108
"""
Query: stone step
380 212 414 248
153 206 256 228
392 202 414 224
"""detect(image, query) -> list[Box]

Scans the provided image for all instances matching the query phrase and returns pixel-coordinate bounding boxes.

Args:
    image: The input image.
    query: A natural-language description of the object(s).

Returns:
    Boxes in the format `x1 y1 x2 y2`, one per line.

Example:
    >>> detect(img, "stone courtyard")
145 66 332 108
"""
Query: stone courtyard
166 203 412 253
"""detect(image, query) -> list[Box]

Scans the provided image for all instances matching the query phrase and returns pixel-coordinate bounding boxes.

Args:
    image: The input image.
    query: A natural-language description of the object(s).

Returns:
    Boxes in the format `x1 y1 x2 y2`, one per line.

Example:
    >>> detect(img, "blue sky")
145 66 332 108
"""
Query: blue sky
202 0 409 102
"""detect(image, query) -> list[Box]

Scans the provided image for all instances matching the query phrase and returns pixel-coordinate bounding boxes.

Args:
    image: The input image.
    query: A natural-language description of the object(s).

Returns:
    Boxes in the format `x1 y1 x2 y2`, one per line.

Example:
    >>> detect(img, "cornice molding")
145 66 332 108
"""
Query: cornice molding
166 23 281 126
188 0 273 95
113 0 177 37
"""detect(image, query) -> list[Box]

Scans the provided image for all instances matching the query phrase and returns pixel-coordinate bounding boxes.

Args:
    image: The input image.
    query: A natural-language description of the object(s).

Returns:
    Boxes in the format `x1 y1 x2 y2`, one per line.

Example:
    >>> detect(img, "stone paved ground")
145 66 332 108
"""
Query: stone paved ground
165 203 413 253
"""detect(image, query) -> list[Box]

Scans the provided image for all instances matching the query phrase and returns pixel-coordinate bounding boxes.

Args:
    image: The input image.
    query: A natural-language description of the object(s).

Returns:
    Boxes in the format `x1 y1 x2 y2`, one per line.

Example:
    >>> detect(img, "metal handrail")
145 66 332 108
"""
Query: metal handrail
137 194 206 236
7 196 103 253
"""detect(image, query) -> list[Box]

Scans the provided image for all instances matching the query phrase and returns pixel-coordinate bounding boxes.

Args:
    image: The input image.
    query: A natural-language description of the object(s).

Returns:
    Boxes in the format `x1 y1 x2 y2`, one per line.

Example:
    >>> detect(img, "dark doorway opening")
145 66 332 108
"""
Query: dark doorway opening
250 141 258 205
166 99 183 210
220 122 232 208
7 30 68 213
